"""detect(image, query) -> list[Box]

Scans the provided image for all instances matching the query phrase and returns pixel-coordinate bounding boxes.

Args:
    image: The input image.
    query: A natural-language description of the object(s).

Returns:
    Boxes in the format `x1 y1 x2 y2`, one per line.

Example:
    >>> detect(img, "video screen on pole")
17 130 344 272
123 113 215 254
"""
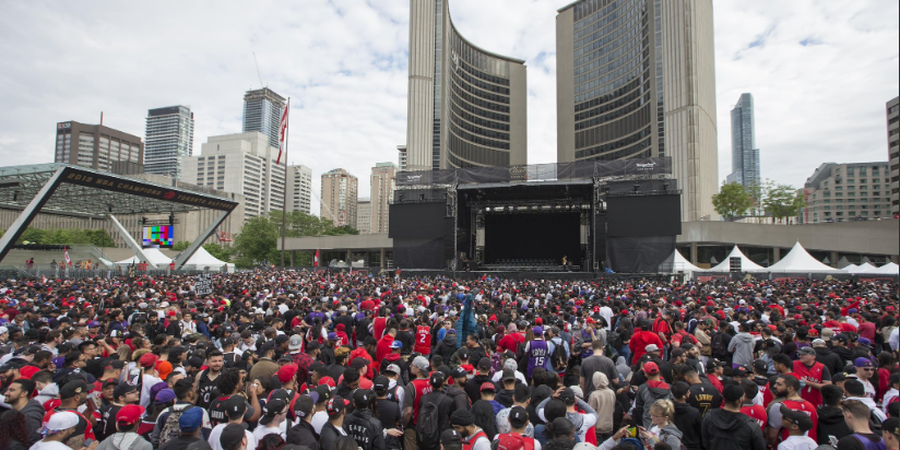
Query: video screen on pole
484 212 581 264
389 203 446 239
606 195 681 237
142 226 174 248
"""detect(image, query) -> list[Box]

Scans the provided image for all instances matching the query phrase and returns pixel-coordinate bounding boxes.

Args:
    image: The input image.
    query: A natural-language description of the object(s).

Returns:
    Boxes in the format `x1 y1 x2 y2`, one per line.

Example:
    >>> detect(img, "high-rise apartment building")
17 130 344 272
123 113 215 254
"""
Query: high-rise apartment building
144 106 194 178
243 88 286 149
370 162 398 234
54 121 143 174
286 165 313 215
321 169 358 228
556 0 718 221
406 0 527 171
887 96 899 215
798 162 891 224
181 132 285 221
357 198 372 234
726 94 760 187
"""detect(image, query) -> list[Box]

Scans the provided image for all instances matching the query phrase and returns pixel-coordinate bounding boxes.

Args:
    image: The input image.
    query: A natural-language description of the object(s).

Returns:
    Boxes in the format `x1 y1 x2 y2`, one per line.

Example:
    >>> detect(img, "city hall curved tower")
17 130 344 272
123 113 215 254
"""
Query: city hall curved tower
406 0 527 171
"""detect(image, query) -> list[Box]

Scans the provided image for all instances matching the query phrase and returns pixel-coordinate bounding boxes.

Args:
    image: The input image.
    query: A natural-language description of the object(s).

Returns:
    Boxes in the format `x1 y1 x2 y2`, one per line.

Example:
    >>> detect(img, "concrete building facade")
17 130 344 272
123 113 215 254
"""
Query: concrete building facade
181 132 285 221
556 0 718 221
54 121 143 174
726 94 760 187
144 106 194 178
406 0 527 171
798 162 892 224
398 145 408 172
242 88 286 149
321 169 358 228
357 198 372 234
370 162 398 234
888 96 899 215
286 164 313 215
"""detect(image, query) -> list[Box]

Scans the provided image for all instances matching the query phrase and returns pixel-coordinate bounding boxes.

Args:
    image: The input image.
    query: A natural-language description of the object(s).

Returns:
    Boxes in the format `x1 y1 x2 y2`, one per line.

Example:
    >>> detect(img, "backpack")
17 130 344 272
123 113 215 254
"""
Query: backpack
158 405 195 448
711 332 730 358
417 394 446 450
550 338 568 371
659 428 688 450
606 330 622 350
496 433 535 450
463 430 488 450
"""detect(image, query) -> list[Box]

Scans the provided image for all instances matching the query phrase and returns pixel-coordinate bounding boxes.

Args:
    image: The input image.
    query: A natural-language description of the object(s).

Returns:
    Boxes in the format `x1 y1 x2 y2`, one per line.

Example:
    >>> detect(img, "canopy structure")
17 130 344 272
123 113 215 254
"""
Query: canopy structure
847 262 878 274
873 262 899 275
0 164 238 270
842 264 859 272
180 246 234 272
670 249 704 273
708 246 765 272
116 248 172 266
765 242 840 272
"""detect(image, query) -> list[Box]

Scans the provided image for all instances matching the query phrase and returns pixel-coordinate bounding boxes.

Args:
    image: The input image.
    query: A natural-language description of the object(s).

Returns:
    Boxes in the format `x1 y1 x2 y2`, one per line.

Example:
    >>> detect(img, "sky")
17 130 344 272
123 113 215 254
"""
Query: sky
0 0 897 216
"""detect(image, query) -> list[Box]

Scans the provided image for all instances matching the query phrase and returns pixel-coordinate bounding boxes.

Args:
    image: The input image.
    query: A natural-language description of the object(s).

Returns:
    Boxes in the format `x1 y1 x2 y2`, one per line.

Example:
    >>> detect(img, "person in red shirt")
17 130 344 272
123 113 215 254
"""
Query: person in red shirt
671 321 699 348
856 314 877 341
739 380 767 432
372 310 389 341
498 323 524 355
653 310 675 349
376 327 397 362
629 320 665 365
765 374 818 446
793 346 830 408
413 319 433 355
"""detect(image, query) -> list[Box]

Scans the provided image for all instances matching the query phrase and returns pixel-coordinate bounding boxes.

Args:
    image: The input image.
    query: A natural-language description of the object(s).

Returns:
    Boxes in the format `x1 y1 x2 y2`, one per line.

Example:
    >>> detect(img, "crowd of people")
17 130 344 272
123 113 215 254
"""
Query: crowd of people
0 270 897 450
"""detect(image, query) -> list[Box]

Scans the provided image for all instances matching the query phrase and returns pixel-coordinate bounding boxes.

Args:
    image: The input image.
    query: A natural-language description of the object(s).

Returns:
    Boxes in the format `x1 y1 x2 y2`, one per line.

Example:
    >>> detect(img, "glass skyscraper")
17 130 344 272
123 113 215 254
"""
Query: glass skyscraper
144 106 194 177
242 88 286 149
726 93 761 187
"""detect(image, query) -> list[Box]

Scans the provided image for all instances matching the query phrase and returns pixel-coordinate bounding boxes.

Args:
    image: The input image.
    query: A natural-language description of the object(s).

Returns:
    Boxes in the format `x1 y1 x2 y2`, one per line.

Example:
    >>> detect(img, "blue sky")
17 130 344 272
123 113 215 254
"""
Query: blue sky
0 0 897 213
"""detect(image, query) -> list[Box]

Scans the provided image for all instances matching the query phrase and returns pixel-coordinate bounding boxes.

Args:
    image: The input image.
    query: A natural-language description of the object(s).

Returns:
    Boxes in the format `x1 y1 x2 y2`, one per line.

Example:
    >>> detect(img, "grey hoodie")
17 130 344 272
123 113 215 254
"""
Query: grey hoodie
651 423 684 449
727 332 755 367
536 396 598 443
587 372 616 435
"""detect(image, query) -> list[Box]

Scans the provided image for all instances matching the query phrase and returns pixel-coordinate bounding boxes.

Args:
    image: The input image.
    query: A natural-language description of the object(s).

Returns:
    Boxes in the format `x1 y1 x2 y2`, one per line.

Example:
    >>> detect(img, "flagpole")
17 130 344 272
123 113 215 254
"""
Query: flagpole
280 98 290 270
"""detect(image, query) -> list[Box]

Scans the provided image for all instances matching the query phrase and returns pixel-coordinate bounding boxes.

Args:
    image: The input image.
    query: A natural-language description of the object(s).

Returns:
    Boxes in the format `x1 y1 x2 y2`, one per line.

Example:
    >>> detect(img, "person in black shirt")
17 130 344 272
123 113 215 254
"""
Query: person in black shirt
194 351 224 409
373 376 402 450
396 320 415 355
682 366 722 418
98 383 140 442
286 396 319 450
158 407 204 450
343 390 386 450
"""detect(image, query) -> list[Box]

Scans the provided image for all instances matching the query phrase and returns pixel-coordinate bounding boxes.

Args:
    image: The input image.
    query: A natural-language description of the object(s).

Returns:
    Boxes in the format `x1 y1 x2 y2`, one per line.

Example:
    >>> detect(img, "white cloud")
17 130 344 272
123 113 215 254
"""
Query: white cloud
0 0 896 220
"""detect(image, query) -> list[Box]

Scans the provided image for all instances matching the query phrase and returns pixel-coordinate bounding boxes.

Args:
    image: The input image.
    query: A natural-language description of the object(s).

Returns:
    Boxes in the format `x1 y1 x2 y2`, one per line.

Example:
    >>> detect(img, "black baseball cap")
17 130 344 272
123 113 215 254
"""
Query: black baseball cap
223 395 247 419
450 366 468 380
373 376 390 392
508 406 529 429
558 388 576 405
60 380 88 399
113 382 138 399
353 389 373 408
326 396 349 416
780 404 814 432
441 429 462 448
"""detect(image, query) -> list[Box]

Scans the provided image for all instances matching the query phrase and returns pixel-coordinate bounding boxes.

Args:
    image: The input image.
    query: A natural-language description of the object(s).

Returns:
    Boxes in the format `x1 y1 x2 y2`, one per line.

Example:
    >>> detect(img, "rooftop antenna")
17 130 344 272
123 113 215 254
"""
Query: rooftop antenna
252 52 266 88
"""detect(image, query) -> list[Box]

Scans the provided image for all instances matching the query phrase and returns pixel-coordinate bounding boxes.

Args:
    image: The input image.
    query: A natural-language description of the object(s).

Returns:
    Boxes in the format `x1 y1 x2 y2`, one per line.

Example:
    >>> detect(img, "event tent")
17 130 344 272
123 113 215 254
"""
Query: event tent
847 262 878 274
842 264 859 272
764 242 840 272
670 249 705 273
707 246 765 272
180 246 235 272
116 248 172 266
873 262 899 275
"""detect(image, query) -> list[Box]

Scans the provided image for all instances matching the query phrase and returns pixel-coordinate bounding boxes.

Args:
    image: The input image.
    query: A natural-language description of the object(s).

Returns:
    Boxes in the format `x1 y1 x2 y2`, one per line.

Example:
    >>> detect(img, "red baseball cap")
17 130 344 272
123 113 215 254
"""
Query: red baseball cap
643 362 660 375
139 353 159 369
116 404 145 425
277 363 298 383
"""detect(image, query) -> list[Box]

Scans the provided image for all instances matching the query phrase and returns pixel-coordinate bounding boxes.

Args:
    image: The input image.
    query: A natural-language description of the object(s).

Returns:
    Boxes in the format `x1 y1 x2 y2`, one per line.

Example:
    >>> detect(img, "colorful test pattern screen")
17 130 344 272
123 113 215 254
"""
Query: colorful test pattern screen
142 226 173 248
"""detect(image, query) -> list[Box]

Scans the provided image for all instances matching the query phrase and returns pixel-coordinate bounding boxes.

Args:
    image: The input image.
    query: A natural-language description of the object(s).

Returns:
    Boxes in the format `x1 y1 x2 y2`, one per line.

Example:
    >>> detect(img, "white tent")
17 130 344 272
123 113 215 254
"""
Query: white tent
670 249 705 273
842 264 859 272
181 246 234 272
873 262 899 275
115 248 172 266
764 242 840 272
848 262 878 274
708 246 765 272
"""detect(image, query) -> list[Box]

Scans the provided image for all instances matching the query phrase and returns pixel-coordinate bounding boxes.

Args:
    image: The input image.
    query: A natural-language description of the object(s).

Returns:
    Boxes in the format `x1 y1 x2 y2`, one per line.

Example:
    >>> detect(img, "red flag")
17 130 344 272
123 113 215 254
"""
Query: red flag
276 101 289 165
314 249 319 267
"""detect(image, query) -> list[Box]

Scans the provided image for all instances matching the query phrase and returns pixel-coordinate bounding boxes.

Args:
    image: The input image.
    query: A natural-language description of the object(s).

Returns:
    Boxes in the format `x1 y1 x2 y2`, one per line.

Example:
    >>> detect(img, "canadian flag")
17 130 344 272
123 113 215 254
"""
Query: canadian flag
314 249 319 267
64 248 71 266
276 100 289 165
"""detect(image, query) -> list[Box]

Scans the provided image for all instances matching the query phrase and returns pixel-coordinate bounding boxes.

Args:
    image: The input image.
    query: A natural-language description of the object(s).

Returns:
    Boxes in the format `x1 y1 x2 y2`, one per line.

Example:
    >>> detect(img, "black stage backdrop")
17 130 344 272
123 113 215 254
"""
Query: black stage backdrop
606 236 676 273
484 213 580 264
389 203 446 239
606 195 681 237
390 202 450 269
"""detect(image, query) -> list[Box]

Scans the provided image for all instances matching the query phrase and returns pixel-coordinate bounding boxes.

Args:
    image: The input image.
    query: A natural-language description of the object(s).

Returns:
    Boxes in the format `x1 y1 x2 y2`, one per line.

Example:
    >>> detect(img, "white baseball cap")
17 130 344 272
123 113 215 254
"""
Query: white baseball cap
41 411 79 435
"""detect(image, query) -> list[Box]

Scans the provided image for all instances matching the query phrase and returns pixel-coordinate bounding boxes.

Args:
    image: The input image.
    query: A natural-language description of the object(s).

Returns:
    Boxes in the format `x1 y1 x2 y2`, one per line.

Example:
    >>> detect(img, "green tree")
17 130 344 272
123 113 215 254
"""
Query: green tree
172 241 192 251
17 227 46 244
203 243 233 263
232 216 280 268
764 184 805 224
712 182 753 221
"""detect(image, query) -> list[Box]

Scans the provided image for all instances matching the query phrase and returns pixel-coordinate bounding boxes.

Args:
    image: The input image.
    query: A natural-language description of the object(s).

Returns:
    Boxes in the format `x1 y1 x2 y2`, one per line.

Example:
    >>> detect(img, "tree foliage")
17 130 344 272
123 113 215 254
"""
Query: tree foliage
712 183 754 221
15 227 116 247
764 184 805 224
203 243 233 263
172 241 191 251
232 212 358 269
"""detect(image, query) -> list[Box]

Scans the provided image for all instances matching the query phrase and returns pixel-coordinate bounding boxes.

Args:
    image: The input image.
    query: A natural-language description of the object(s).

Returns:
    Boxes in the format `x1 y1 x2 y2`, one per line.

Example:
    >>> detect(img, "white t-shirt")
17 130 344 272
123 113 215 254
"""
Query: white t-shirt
252 423 285 441
208 423 257 450
311 411 328 434
140 374 164 408
30 441 72 450
777 435 818 450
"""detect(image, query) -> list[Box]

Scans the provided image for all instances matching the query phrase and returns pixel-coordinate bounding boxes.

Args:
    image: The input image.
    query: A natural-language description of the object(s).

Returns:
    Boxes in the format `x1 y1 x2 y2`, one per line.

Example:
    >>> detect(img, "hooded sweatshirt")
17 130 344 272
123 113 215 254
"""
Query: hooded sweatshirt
727 332 755 367
634 380 673 428
34 383 59 406
536 396 598 443
587 372 616 435
672 401 703 450
845 396 887 422
701 408 767 450
816 405 853 445
648 423 683 450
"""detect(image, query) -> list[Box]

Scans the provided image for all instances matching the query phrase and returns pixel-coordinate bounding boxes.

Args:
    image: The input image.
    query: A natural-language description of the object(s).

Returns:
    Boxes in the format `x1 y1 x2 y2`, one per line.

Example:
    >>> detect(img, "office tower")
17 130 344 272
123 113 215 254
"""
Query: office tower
398 145 408 171
242 88 286 149
144 106 194 178
726 94 760 187
556 0 718 221
357 198 372 234
799 162 891 224
321 169 359 228
406 0 527 171
888 96 899 215
181 132 286 221
54 120 143 174
371 162 398 234
286 164 313 215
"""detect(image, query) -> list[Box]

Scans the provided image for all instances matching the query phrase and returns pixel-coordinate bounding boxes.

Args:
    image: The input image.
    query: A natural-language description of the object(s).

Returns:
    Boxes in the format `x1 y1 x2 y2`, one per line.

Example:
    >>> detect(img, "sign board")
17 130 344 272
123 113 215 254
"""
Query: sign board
195 275 212 295
730 257 742 273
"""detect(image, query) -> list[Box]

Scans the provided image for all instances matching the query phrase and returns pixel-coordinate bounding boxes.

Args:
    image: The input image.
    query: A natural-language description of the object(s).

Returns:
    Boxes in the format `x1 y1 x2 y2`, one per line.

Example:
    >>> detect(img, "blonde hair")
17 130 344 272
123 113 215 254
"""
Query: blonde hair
650 399 675 420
